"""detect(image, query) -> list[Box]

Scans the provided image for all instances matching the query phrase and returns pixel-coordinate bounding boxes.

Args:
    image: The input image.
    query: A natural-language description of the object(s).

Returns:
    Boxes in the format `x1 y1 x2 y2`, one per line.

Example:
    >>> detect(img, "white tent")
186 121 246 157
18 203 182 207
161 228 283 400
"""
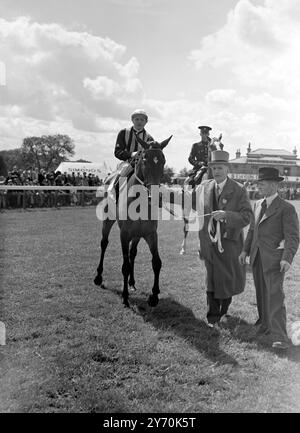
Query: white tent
55 162 110 180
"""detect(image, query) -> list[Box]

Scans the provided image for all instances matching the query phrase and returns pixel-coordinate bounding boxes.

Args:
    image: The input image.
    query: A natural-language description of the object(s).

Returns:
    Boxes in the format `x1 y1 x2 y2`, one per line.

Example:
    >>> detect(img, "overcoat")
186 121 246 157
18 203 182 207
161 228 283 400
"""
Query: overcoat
198 178 253 299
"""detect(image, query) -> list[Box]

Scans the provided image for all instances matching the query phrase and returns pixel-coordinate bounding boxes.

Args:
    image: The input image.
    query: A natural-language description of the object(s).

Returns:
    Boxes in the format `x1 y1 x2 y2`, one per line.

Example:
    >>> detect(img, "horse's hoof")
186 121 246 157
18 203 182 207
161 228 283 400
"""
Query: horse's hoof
94 275 102 286
148 295 159 307
123 299 130 308
179 249 186 255
129 285 137 293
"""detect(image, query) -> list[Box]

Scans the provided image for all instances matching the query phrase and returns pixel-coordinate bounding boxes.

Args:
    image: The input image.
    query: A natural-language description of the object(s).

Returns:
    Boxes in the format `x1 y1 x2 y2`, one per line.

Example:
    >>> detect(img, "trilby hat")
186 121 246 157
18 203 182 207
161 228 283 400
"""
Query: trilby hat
257 167 284 182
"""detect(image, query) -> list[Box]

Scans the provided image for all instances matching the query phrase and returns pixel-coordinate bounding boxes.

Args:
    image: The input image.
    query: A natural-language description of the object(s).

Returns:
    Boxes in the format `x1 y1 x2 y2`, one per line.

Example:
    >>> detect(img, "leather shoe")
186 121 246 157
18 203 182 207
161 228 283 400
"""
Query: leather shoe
272 341 289 350
207 322 219 329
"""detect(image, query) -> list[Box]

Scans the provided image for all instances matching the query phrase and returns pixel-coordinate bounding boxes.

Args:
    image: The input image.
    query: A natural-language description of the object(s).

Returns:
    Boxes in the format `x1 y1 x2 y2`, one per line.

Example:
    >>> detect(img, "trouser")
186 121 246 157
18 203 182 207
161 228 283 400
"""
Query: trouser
206 292 232 324
252 250 288 343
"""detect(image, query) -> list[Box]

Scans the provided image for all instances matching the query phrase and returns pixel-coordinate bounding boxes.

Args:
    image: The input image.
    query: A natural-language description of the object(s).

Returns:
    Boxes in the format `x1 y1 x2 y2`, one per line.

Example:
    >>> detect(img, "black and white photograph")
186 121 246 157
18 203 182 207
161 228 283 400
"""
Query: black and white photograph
1 0 300 416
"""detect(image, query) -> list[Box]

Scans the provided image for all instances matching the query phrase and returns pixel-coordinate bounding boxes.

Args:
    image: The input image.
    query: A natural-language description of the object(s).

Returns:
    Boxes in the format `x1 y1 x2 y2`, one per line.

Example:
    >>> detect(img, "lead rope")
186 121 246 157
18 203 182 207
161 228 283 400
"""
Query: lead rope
208 215 224 253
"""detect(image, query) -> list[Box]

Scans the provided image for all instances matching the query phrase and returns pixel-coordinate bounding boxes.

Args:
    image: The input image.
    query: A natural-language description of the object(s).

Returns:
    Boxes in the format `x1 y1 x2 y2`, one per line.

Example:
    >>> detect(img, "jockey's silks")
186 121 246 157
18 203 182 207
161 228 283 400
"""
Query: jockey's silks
125 127 152 154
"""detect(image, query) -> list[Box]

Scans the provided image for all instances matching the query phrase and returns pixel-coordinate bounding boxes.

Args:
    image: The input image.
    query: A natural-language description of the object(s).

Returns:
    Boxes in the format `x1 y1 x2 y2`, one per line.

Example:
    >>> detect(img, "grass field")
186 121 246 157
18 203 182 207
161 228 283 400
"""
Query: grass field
0 204 300 413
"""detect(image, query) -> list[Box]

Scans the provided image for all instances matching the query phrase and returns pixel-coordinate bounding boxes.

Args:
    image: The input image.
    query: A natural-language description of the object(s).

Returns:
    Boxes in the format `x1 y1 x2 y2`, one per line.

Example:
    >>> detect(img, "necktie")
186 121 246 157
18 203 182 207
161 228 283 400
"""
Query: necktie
216 185 221 200
257 199 267 223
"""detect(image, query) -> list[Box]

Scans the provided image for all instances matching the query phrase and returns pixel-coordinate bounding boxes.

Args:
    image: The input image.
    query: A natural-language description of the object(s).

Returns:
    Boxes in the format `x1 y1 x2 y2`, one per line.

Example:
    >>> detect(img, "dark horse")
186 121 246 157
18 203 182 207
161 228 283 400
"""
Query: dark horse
94 134 172 307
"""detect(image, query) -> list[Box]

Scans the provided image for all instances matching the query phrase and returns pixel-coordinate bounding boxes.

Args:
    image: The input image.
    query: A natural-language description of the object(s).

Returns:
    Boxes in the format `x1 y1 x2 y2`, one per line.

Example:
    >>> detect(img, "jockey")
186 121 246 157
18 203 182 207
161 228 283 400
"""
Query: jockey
187 125 217 187
109 109 154 201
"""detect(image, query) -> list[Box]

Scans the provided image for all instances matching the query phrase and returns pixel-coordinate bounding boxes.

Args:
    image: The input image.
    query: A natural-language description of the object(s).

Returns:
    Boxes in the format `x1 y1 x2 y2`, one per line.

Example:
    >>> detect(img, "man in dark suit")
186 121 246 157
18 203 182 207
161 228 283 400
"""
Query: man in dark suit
197 150 253 327
187 126 217 187
239 167 299 350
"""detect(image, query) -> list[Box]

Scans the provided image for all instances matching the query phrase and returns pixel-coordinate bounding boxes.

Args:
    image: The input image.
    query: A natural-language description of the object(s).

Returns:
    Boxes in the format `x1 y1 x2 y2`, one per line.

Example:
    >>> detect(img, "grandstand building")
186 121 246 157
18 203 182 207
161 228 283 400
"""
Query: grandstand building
229 143 300 186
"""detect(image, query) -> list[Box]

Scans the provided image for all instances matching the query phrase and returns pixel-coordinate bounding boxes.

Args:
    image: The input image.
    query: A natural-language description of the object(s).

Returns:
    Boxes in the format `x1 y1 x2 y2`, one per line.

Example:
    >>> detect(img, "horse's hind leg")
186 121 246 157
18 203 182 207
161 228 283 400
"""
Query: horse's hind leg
145 232 161 307
180 217 189 255
121 230 131 307
128 237 140 292
94 219 115 287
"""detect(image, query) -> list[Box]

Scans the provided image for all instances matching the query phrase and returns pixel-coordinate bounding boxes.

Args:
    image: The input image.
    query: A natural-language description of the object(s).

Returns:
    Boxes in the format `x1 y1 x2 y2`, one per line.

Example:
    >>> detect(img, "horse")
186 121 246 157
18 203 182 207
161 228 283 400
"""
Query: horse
179 135 224 255
94 134 172 308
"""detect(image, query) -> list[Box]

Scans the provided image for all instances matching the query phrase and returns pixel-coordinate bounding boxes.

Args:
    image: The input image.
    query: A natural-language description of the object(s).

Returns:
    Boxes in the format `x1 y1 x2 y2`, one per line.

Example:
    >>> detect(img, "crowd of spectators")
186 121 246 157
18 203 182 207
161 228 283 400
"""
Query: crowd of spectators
2 166 104 187
0 166 106 210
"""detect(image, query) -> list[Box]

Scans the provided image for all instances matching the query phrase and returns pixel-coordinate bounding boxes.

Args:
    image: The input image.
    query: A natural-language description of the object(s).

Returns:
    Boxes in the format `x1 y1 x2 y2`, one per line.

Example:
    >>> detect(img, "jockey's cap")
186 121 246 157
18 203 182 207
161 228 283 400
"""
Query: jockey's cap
131 109 148 121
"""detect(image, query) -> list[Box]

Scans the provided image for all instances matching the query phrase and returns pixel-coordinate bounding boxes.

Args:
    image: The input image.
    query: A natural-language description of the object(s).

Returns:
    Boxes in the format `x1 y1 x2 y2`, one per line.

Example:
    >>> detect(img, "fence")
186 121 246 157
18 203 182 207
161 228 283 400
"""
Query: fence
0 186 101 210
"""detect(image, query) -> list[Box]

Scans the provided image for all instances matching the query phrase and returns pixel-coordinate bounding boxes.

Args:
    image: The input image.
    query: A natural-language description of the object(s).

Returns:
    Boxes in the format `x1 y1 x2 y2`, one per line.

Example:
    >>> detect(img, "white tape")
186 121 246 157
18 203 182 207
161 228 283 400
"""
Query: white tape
0 321 6 346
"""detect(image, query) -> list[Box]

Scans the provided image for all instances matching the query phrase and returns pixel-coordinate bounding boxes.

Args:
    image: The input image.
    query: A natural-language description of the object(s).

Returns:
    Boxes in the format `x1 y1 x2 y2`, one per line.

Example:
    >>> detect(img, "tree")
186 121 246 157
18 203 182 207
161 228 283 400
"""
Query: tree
0 148 23 171
161 165 175 184
179 167 189 177
0 155 7 176
21 134 75 172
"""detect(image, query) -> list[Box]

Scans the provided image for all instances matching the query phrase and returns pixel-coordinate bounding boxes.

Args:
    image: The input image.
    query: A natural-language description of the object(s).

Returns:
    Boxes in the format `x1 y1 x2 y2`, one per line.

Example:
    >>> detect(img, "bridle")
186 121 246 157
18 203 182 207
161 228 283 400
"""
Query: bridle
133 148 165 194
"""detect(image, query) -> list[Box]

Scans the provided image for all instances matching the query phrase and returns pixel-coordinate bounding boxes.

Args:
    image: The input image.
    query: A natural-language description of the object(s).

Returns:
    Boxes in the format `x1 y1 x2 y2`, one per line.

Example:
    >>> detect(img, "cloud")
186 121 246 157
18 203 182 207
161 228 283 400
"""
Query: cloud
188 0 300 90
0 16 146 130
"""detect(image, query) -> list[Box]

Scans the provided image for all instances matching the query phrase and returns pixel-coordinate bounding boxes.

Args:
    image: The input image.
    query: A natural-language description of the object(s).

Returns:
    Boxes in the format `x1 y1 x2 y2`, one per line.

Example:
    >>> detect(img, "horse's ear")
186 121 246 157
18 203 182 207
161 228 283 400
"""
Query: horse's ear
134 133 150 149
160 135 172 149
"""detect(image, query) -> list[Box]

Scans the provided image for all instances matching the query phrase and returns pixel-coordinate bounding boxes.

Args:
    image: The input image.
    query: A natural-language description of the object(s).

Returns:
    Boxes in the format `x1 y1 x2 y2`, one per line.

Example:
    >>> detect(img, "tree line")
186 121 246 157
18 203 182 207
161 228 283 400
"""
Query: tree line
0 134 74 176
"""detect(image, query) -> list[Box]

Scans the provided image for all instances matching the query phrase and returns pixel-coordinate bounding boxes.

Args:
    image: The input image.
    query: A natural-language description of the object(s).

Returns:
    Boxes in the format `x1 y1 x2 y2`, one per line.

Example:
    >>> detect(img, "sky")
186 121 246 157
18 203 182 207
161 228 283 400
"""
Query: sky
1 0 300 172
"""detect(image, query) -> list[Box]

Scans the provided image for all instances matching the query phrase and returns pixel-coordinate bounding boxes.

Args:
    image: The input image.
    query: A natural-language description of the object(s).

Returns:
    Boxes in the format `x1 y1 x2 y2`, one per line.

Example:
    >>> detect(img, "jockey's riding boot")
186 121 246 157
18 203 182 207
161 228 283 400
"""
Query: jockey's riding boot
108 174 119 203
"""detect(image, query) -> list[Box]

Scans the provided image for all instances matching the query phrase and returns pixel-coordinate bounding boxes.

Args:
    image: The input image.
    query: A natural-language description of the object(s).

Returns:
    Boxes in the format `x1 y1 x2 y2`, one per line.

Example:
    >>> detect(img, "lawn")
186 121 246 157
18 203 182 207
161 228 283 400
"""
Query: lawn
0 204 300 413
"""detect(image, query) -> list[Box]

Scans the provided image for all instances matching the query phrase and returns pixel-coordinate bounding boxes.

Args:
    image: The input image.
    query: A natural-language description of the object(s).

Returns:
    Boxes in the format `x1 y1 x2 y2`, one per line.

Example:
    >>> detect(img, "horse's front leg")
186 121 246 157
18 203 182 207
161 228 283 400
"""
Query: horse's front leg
94 219 116 288
145 231 161 307
121 230 131 307
128 237 140 292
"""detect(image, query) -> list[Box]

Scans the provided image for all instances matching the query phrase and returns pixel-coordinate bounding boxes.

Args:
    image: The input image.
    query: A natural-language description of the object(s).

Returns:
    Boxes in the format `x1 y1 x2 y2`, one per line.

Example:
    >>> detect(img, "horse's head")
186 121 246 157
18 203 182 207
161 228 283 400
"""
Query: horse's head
211 133 224 150
134 134 172 189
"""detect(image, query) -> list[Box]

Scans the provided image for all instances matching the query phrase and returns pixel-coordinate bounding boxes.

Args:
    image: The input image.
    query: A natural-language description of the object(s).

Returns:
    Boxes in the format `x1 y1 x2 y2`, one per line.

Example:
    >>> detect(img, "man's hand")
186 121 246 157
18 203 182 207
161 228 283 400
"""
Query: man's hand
212 210 226 221
280 260 290 273
239 251 248 265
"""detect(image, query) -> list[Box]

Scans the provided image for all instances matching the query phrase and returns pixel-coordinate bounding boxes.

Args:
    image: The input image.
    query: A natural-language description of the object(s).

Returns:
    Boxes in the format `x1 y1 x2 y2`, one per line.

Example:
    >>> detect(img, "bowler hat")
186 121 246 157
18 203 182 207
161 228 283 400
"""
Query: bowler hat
258 167 284 182
198 125 211 133
208 150 230 165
